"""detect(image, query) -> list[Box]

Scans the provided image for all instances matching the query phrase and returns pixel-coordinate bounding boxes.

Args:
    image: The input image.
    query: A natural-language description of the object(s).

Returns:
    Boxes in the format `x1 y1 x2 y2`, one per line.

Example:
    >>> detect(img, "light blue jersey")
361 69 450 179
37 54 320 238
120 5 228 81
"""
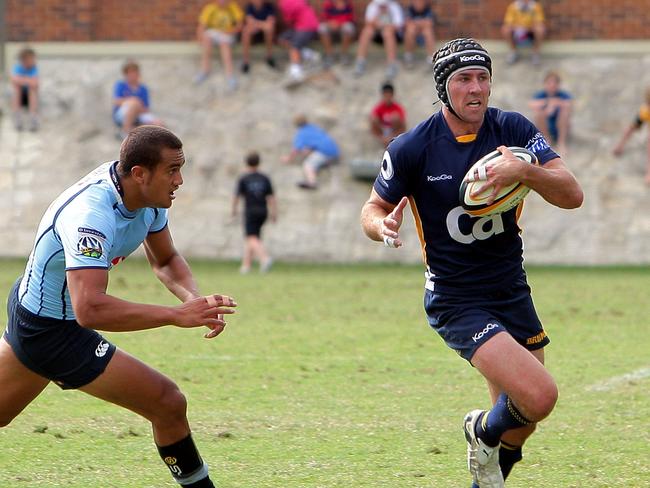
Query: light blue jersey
18 162 168 320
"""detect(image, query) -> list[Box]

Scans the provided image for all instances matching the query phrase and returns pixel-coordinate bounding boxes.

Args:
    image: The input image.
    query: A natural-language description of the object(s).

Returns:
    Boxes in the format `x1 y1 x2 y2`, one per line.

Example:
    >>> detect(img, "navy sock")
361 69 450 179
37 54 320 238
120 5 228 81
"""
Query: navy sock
475 393 532 447
157 434 213 487
499 441 523 480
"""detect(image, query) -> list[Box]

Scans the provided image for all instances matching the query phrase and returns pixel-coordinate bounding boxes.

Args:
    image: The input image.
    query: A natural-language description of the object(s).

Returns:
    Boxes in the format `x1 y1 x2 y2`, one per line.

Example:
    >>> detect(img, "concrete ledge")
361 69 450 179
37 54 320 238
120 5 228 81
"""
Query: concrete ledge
5 39 650 69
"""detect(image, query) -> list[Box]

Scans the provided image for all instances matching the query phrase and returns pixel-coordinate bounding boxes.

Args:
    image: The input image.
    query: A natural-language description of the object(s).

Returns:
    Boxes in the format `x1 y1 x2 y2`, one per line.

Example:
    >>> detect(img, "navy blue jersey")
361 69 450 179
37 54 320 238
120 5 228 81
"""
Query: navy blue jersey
373 107 558 294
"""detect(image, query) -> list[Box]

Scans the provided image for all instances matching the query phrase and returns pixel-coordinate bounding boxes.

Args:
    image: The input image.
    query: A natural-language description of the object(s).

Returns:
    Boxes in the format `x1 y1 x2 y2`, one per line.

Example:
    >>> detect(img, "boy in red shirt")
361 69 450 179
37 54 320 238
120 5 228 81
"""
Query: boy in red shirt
370 82 407 148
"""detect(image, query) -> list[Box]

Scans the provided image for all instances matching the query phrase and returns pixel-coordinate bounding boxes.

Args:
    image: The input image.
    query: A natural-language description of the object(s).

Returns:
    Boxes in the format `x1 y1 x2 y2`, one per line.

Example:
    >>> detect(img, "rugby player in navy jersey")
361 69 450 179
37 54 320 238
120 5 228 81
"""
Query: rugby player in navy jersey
360 39 583 488
0 126 236 488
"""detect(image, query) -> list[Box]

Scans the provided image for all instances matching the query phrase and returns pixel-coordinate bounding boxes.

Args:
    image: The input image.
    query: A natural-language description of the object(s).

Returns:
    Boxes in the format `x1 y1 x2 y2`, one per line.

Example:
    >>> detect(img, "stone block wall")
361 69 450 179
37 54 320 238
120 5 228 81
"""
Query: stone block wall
6 0 650 42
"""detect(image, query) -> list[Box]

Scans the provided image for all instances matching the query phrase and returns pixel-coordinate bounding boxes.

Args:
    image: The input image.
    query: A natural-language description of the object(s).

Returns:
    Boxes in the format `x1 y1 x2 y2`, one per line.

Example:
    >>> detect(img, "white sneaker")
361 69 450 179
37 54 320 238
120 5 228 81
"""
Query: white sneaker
463 410 504 488
260 258 273 273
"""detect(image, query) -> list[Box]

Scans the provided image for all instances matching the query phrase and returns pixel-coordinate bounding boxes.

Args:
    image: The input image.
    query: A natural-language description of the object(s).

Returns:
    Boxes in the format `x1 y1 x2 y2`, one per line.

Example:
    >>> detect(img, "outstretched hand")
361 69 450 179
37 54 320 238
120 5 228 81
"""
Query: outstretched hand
175 294 237 339
381 196 408 248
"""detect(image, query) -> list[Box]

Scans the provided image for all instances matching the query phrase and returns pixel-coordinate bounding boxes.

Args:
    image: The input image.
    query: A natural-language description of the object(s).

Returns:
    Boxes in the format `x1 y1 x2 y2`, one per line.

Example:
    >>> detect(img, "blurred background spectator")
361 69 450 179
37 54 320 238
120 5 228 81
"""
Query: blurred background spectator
354 0 404 80
195 0 244 90
502 0 545 65
282 114 340 190
370 82 406 148
318 0 356 67
613 86 650 185
232 151 277 274
112 60 164 139
529 70 572 155
241 0 278 74
403 0 436 69
10 46 39 131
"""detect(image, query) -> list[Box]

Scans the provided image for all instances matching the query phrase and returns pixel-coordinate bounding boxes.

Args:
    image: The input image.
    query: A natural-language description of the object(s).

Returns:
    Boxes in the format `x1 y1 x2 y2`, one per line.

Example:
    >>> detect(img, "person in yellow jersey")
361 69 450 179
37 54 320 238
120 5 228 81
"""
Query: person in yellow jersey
194 0 245 90
613 86 650 185
501 0 545 65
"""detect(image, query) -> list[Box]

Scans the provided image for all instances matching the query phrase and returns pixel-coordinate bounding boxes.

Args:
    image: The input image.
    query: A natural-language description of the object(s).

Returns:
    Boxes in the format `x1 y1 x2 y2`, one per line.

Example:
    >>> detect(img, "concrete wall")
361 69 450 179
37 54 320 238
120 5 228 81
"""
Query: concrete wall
7 0 650 42
2 42 650 264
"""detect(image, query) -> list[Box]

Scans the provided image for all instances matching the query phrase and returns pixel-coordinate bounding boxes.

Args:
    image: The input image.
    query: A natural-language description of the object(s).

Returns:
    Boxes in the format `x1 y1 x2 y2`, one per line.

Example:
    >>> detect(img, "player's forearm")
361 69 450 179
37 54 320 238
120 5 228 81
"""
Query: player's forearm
521 162 583 209
152 254 201 303
361 202 388 241
75 293 180 331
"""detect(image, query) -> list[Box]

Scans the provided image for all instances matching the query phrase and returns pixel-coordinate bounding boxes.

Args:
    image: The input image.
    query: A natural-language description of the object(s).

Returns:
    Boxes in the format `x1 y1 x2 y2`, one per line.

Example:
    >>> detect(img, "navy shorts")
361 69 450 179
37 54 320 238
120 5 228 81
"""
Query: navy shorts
4 279 116 390
244 211 267 237
424 278 550 362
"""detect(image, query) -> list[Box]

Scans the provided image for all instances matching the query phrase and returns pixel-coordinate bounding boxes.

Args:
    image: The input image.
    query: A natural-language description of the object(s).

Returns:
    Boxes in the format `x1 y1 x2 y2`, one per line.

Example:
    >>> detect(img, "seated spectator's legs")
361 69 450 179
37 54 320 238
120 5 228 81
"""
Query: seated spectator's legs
241 24 260 65
199 31 215 75
27 83 39 116
242 21 275 67
356 23 376 63
404 20 418 61
532 24 545 55
318 24 335 58
138 112 164 128
416 18 436 58
380 25 398 64
531 105 551 144
115 97 146 133
261 21 276 60
555 101 571 155
218 39 235 80
340 22 355 57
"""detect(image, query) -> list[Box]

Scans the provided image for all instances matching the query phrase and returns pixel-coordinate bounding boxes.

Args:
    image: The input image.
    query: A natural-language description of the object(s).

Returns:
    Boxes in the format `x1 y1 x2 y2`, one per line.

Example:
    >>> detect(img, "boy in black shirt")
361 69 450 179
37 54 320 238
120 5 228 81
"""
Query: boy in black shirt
232 152 277 273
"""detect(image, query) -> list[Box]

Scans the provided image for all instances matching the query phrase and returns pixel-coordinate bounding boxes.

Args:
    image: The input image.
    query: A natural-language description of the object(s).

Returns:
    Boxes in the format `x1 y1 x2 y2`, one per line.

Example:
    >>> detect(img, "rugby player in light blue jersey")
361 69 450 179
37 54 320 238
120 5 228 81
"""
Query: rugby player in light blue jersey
360 39 583 488
1 126 236 488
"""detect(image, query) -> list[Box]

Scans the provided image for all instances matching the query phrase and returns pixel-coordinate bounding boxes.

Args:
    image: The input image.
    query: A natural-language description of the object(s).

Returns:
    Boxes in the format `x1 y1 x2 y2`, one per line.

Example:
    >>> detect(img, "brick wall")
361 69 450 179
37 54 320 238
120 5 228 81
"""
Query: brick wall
6 0 650 42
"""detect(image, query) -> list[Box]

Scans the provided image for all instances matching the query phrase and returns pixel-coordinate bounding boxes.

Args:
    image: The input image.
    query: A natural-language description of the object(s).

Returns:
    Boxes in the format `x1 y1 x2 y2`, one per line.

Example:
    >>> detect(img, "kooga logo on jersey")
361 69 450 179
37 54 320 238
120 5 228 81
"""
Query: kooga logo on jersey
460 55 486 62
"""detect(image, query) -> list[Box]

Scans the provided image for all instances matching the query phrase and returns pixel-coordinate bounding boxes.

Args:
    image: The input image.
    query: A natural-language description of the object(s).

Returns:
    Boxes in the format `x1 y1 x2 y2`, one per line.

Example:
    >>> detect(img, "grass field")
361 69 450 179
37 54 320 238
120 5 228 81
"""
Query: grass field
0 258 648 488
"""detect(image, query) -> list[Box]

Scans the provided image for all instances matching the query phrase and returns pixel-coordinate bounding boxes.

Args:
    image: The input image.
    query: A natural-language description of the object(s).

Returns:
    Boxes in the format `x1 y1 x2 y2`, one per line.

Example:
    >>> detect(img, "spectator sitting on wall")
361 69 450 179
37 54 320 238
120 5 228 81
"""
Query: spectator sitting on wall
278 0 321 84
354 0 405 80
318 0 356 67
282 114 340 190
10 47 39 131
112 60 163 139
529 71 572 156
502 0 545 65
613 86 650 185
370 82 407 148
241 0 278 74
403 0 436 69
194 0 245 91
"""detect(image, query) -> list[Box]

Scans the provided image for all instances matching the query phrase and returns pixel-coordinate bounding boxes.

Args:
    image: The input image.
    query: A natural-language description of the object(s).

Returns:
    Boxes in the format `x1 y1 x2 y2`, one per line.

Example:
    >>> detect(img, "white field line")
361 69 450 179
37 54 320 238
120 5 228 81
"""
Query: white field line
585 367 650 392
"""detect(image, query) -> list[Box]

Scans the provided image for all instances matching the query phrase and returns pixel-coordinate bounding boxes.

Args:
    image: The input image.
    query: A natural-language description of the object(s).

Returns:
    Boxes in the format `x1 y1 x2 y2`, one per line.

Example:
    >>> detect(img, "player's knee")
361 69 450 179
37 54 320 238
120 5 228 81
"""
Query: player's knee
526 380 558 420
155 382 188 424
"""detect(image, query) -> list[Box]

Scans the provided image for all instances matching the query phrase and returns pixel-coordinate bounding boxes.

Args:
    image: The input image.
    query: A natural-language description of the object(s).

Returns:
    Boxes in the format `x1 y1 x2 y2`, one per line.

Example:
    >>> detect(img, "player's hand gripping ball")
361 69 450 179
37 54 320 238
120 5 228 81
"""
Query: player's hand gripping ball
459 146 537 217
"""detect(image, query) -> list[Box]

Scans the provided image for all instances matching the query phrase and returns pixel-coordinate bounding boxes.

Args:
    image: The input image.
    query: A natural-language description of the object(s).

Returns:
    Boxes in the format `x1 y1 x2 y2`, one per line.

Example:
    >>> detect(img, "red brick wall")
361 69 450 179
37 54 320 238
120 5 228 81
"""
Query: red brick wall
7 0 650 42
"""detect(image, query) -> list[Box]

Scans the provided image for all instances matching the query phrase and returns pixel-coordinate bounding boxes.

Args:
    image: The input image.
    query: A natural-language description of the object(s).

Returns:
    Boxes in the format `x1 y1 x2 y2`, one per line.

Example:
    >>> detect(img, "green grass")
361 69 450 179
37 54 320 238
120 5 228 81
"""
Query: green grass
0 259 648 487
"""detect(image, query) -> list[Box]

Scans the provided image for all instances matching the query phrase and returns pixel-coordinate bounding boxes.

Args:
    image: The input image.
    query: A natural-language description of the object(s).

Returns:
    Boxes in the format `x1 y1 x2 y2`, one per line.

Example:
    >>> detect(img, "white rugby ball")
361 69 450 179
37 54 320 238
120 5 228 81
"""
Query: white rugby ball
459 147 538 217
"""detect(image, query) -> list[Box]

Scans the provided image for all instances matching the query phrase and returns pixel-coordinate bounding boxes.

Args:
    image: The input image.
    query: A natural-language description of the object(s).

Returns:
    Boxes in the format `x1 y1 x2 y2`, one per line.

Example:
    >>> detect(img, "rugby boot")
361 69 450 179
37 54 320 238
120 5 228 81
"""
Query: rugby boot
463 409 505 488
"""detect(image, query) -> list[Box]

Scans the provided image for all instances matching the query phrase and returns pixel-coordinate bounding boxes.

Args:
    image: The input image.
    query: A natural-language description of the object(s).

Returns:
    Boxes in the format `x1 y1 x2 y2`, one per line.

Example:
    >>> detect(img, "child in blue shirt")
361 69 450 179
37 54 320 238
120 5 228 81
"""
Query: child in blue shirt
10 47 39 131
